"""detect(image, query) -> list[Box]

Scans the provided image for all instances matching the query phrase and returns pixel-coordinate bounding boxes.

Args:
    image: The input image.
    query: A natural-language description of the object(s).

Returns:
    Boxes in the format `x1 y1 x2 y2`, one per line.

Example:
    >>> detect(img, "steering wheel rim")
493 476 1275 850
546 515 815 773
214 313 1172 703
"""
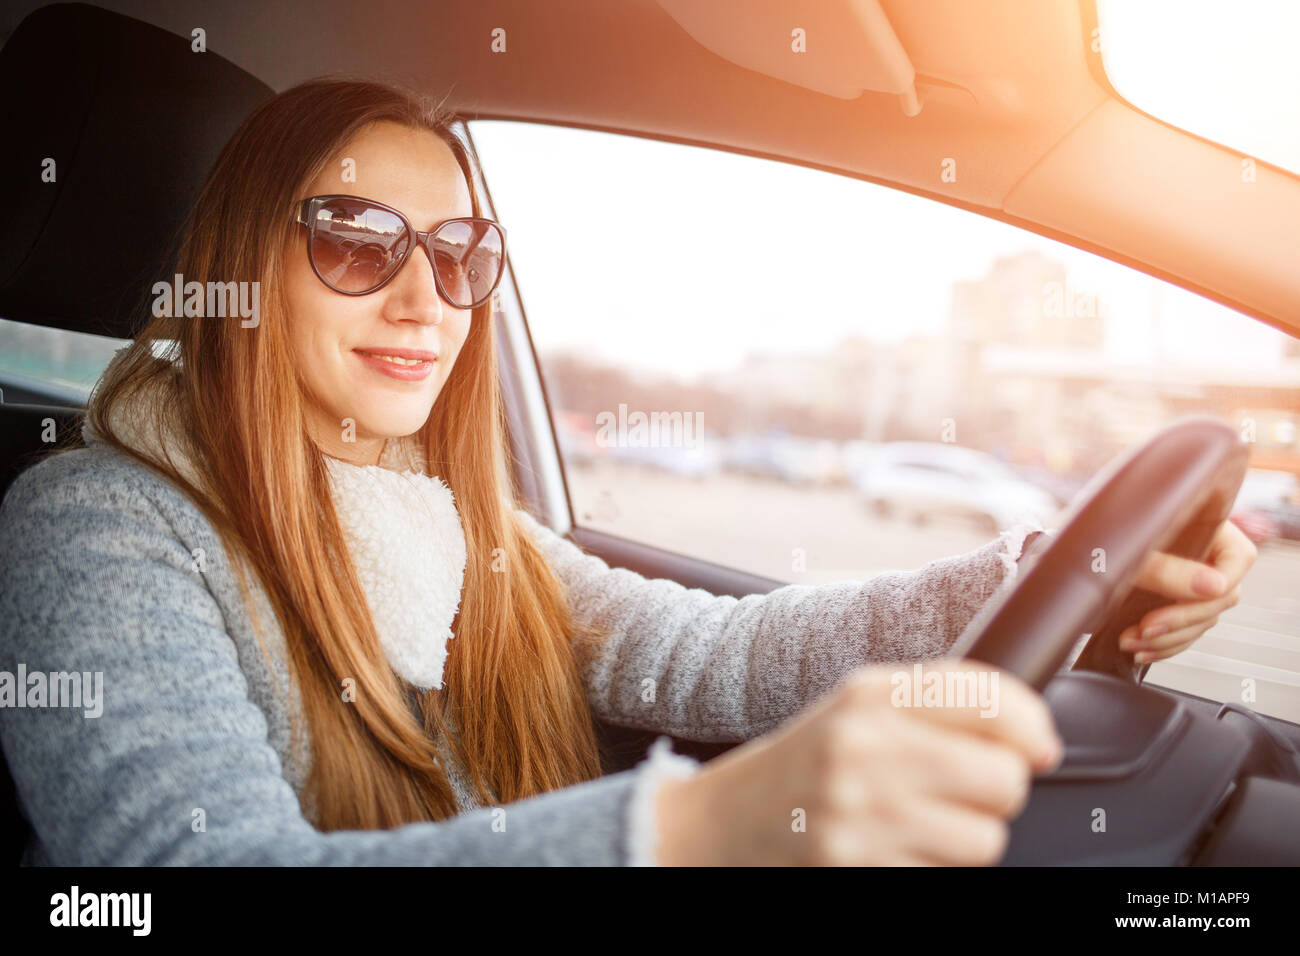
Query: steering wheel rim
947 416 1248 692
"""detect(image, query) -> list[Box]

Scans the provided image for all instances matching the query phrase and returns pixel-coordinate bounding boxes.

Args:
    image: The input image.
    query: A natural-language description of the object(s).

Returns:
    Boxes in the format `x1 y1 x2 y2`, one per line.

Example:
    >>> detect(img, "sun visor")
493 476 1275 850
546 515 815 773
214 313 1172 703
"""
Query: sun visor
654 0 921 115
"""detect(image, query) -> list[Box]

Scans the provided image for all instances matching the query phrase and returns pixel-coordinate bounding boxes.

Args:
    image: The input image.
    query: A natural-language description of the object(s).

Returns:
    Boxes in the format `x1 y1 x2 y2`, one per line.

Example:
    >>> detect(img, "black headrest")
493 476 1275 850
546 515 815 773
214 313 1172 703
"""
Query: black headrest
0 3 273 341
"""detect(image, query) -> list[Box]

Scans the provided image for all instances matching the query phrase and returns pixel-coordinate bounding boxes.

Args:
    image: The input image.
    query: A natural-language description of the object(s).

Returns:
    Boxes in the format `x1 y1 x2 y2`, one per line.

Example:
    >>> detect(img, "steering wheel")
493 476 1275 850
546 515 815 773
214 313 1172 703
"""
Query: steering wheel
948 416 1248 692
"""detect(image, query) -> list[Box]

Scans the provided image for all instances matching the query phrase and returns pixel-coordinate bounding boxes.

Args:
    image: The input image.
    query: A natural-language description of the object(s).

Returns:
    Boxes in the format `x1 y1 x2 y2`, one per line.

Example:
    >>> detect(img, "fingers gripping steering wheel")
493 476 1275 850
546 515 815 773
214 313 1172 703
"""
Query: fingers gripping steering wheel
948 417 1248 692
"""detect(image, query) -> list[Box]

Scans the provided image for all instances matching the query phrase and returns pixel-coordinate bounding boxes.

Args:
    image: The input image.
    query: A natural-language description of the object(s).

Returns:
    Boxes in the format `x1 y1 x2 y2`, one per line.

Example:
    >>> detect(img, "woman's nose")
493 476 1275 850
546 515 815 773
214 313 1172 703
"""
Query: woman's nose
388 243 445 323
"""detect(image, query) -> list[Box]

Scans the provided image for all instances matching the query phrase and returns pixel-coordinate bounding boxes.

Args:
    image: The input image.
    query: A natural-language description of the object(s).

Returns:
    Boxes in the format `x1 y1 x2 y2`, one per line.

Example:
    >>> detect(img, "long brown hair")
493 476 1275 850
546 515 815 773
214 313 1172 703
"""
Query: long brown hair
82 77 606 829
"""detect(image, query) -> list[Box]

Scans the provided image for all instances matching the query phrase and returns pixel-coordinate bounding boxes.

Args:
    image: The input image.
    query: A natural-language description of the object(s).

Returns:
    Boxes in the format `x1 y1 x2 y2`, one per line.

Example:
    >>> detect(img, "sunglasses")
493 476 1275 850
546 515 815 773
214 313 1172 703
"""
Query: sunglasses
293 194 507 309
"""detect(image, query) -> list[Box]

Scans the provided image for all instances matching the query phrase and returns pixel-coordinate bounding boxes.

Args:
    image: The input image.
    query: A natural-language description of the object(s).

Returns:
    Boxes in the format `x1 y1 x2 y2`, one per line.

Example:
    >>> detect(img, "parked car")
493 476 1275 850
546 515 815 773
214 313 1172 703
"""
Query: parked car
1259 503 1300 540
852 442 1061 533
599 432 722 479
720 432 841 485
1230 508 1281 545
1230 469 1299 543
554 410 600 468
1006 462 1085 508
1234 468 1299 511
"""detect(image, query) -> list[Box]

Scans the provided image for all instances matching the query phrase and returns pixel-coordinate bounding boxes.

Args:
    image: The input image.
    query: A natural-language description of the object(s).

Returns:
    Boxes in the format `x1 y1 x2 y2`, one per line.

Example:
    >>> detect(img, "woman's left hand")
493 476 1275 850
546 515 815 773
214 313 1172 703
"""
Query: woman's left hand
1117 519 1258 663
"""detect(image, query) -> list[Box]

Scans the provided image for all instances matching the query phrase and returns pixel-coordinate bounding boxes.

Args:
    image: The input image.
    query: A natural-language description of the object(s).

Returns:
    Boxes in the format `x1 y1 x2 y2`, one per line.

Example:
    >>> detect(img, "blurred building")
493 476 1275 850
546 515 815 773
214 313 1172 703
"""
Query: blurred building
545 248 1300 478
949 251 1300 476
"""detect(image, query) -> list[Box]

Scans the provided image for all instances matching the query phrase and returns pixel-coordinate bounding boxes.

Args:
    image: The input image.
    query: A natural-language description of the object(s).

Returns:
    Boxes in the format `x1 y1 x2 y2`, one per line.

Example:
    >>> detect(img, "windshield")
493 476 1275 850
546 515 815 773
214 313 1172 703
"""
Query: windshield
1096 0 1300 176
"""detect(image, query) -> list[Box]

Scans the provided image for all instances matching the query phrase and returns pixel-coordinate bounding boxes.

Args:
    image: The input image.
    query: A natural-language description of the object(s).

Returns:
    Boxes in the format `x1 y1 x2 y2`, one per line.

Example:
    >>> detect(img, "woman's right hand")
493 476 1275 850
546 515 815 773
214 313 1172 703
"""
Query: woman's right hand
654 658 1064 865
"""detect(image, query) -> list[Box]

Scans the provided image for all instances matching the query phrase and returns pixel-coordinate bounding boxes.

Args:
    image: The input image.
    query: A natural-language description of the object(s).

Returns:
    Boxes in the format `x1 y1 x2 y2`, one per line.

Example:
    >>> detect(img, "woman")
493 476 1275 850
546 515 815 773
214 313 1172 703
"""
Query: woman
0 78 1254 866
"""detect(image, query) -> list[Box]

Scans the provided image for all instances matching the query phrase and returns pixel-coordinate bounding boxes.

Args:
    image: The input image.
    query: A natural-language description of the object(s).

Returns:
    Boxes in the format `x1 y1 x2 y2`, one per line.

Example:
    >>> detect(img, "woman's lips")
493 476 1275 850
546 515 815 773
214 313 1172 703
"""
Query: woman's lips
353 348 437 382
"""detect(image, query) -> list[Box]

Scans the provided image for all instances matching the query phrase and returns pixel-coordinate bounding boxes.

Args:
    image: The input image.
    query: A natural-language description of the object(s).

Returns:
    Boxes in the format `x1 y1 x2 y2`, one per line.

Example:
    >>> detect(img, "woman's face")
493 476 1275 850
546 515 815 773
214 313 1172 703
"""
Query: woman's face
284 120 475 466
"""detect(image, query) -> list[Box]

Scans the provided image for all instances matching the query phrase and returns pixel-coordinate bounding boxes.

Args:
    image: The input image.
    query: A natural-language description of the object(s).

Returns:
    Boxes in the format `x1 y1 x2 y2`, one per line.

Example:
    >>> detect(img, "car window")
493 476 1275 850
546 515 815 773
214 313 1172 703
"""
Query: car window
0 317 130 405
469 119 1300 722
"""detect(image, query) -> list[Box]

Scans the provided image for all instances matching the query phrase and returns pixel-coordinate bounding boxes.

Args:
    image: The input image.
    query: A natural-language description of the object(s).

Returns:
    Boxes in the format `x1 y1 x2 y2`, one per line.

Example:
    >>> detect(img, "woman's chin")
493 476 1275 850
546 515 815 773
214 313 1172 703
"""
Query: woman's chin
355 409 434 442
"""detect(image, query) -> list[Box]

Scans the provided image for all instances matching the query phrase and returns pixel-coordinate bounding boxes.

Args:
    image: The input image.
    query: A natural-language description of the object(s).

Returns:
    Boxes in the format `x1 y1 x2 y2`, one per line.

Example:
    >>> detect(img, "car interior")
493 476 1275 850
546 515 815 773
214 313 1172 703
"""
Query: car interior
1 0 1298 866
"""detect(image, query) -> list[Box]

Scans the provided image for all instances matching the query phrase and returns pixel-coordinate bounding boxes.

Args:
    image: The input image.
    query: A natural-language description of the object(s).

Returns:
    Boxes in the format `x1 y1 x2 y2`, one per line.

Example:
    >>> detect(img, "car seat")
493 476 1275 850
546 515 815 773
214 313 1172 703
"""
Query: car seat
0 1 273 864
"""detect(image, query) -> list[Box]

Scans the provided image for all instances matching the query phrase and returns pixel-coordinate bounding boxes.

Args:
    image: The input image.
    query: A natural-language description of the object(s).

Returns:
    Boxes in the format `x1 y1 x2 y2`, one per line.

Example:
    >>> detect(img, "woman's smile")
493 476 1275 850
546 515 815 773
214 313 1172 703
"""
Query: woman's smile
353 347 438 382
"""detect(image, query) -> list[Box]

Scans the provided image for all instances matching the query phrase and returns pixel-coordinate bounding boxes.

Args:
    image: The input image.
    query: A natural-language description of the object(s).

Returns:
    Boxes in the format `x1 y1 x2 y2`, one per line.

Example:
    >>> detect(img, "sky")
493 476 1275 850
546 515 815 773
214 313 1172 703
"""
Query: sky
1098 0 1300 178
469 118 1290 383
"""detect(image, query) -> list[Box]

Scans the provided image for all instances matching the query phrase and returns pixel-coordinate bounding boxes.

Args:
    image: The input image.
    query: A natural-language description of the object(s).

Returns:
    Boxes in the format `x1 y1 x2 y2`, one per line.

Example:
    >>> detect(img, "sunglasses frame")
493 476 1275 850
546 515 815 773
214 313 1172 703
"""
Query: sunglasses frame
293 193 508 309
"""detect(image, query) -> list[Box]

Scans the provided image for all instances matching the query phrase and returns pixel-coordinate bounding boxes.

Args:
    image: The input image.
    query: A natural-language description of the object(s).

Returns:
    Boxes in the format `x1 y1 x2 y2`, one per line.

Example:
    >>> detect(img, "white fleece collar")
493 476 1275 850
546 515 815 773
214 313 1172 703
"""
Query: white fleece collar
319 443 466 690
82 355 467 690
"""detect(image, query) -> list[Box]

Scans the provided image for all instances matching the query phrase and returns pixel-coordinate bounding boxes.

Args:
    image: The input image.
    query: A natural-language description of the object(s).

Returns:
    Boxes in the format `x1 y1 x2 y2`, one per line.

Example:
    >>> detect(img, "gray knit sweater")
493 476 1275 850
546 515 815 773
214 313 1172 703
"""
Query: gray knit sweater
0 428 1041 865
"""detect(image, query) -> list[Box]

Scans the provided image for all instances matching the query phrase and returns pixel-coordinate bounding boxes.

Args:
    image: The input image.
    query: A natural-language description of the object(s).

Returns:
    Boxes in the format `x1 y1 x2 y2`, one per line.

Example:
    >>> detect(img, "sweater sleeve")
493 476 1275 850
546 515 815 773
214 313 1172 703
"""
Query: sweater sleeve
0 452 671 866
515 508 1052 743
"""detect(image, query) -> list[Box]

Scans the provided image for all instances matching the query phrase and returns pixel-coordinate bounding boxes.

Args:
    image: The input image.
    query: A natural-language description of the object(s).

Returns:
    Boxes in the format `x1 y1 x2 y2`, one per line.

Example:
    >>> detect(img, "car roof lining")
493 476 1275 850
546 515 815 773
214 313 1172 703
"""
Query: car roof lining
654 0 921 112
1 0 1295 335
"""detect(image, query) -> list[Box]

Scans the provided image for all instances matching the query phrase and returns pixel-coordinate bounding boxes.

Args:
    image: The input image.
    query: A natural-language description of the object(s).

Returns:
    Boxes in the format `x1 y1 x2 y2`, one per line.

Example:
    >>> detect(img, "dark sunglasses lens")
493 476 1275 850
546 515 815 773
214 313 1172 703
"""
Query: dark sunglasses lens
308 200 409 293
431 221 504 308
